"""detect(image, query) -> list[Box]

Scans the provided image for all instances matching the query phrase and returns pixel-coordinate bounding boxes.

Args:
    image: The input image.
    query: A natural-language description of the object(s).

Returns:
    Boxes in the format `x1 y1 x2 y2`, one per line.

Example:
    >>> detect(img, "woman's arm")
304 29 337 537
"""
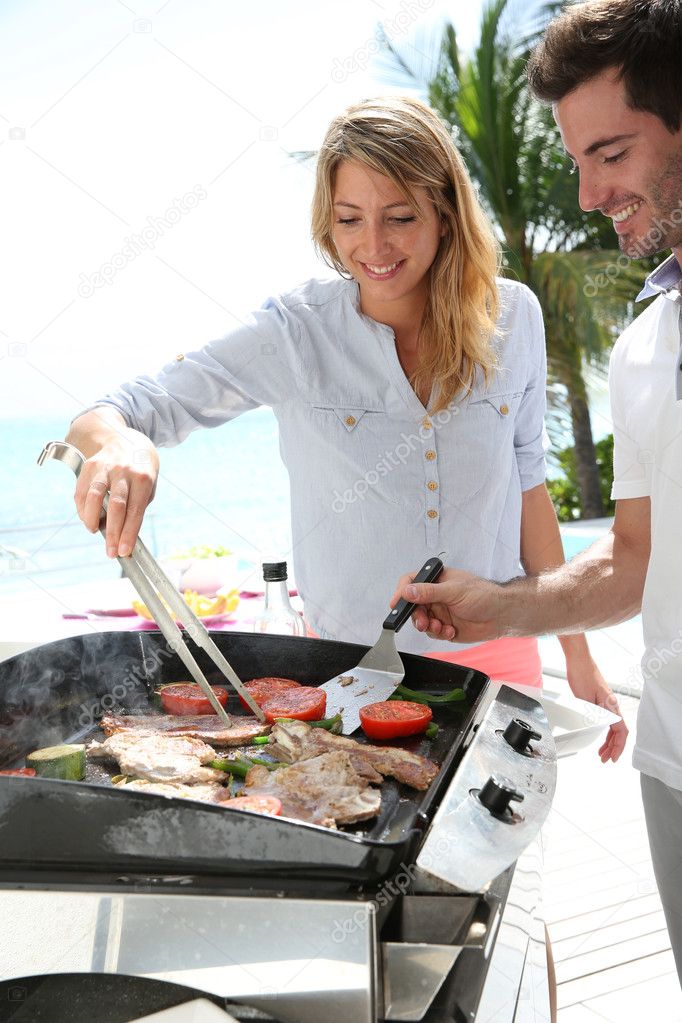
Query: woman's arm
520 483 628 761
66 294 301 556
66 407 160 558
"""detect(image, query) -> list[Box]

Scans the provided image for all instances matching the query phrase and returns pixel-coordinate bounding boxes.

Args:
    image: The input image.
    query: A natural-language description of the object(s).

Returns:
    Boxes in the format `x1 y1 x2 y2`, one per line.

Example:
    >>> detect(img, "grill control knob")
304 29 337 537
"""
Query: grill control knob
478 775 524 817
503 718 542 754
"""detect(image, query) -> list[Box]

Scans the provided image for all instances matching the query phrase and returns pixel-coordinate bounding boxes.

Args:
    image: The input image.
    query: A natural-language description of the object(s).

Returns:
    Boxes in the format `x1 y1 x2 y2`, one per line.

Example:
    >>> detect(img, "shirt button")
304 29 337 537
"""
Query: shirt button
422 418 432 430
425 449 436 461
344 415 357 427
427 481 438 491
499 404 509 415
427 509 438 519
175 354 185 361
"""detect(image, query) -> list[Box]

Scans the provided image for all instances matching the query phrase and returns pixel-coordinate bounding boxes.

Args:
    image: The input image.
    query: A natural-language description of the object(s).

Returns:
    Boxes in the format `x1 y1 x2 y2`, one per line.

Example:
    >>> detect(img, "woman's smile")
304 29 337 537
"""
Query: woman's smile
359 259 406 280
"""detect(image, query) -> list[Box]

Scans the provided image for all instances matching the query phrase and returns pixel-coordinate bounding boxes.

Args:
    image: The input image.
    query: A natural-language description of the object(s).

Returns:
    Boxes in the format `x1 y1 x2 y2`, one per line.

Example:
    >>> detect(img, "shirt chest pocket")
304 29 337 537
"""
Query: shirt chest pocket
308 403 401 505
466 391 523 419
437 390 524 501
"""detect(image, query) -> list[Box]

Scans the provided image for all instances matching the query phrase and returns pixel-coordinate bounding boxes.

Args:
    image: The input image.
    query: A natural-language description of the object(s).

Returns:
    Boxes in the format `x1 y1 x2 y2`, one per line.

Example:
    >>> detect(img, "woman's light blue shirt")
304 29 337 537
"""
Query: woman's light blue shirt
93 275 547 655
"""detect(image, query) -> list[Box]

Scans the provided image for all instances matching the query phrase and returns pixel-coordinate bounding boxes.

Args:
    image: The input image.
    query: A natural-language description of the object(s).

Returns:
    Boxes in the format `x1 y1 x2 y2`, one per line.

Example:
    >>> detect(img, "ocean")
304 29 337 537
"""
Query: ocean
0 410 292 596
2 410 600 600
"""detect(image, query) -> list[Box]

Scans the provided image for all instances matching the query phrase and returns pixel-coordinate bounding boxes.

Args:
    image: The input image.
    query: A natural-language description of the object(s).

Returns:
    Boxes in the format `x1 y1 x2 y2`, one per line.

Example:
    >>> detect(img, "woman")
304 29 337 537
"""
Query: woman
67 95 625 756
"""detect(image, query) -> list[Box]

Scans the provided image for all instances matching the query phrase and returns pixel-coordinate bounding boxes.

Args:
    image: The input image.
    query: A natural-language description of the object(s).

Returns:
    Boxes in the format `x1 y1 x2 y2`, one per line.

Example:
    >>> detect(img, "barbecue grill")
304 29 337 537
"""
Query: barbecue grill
0 630 556 1022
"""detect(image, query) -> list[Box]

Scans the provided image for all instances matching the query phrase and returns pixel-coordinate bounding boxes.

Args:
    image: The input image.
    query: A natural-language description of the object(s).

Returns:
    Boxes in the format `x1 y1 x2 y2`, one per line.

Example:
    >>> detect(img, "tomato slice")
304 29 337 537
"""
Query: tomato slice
261 686 327 723
159 683 229 716
225 795 282 816
0 767 37 777
239 677 302 713
359 700 433 740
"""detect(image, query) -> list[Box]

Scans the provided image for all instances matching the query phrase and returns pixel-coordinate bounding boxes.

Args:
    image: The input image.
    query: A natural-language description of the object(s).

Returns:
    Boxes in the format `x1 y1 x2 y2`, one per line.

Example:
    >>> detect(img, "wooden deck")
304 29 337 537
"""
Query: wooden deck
543 693 682 1020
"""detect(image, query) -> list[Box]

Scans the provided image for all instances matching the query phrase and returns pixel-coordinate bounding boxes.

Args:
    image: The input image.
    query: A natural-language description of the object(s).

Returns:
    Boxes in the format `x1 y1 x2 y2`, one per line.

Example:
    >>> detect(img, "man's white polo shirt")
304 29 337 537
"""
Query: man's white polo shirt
610 253 682 790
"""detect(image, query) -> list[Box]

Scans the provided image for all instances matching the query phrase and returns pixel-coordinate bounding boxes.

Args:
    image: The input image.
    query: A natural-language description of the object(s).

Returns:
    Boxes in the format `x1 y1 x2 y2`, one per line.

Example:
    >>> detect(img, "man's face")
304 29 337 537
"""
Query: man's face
554 70 682 258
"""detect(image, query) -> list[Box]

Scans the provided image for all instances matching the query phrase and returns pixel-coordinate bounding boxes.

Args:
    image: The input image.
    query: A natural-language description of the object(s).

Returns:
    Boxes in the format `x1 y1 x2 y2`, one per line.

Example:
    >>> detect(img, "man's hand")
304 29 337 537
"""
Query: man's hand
391 568 507 643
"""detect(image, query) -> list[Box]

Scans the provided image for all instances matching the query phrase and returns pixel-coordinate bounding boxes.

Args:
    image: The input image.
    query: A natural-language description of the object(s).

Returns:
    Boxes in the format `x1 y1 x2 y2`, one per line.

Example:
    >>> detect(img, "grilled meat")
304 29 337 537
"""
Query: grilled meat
88 733 225 784
99 712 269 746
113 778 226 803
269 720 439 790
244 751 382 828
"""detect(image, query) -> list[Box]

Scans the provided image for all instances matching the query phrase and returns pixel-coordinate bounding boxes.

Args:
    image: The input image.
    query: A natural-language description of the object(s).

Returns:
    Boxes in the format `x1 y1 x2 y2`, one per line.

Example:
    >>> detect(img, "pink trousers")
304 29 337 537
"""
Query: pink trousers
306 625 542 688
424 636 542 687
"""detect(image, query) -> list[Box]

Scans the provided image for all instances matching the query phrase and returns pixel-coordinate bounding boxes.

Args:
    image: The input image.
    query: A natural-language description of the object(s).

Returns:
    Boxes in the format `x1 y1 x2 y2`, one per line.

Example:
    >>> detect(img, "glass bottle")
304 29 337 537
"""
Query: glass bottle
253 561 305 637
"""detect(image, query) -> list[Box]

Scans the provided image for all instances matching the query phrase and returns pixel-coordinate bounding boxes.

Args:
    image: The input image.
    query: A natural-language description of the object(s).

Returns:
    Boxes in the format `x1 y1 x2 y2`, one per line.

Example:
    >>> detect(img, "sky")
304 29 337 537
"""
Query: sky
0 0 490 420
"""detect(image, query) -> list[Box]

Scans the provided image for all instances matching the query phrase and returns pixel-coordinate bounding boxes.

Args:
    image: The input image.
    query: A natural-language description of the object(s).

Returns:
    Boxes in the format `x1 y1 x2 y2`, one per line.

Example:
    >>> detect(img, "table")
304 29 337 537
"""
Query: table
0 577 298 663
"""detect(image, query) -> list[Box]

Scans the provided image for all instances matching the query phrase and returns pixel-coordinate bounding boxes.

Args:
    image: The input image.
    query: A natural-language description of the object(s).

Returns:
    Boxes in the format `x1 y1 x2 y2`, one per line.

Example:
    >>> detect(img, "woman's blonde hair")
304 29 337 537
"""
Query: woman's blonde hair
311 96 500 411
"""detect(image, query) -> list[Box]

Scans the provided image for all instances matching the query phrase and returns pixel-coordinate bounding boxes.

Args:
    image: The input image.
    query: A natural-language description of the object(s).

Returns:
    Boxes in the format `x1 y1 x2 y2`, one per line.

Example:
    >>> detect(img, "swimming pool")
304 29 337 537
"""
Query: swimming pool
560 523 610 561
562 533 597 560
553 520 643 694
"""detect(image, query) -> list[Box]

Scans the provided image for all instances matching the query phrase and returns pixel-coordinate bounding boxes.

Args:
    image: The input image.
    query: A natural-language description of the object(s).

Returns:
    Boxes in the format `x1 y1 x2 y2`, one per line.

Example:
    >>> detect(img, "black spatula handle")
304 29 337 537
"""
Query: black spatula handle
383 556 444 632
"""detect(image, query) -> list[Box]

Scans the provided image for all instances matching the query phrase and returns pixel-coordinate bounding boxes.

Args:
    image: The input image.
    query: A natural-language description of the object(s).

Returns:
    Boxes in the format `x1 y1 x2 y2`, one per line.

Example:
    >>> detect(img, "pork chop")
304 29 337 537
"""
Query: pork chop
113 778 226 803
100 712 269 746
269 720 439 790
88 732 225 784
244 752 382 828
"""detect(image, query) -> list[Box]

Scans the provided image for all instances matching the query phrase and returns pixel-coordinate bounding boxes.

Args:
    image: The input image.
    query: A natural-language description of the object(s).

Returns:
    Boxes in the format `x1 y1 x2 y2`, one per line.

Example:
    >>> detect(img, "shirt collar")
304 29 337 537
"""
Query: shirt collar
636 252 682 302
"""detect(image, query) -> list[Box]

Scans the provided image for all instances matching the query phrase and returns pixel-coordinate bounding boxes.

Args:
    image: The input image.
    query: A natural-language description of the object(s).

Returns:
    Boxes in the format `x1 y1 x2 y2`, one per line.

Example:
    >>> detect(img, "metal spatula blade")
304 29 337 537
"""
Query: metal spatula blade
321 557 444 734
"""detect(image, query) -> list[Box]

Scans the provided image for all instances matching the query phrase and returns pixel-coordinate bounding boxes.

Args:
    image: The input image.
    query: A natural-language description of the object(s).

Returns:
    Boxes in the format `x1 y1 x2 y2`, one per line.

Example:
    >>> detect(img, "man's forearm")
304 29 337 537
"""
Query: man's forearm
500 529 647 636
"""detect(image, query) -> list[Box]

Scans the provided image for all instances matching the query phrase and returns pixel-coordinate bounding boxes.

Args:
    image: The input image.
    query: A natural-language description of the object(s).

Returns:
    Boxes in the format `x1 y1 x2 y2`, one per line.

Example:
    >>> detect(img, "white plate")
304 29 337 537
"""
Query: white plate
132 998 239 1022
493 680 620 758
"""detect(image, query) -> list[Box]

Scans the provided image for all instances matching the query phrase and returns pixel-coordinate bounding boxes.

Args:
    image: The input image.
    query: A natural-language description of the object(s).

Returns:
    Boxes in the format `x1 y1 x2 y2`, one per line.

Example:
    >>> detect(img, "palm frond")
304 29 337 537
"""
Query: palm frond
375 3 641 514
372 21 443 93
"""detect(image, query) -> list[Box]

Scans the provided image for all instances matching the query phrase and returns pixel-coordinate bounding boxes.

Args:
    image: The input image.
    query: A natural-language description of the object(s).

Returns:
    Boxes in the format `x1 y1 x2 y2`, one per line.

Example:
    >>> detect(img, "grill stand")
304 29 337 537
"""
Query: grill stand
0 683 555 1021
0 838 547 1023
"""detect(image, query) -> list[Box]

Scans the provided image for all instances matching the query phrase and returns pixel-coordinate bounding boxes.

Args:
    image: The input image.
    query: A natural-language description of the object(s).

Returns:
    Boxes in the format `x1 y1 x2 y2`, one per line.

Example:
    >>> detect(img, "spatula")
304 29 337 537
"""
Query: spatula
320 557 444 734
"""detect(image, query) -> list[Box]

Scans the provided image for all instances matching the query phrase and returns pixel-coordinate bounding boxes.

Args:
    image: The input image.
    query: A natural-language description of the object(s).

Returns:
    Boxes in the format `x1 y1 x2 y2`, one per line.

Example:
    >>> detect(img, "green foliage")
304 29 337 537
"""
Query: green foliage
377 2 642 507
547 434 615 521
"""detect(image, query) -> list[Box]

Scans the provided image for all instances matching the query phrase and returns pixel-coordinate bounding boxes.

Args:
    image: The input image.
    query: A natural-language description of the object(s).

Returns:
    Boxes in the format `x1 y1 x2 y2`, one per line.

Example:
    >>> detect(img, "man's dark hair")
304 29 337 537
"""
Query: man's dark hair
527 0 682 132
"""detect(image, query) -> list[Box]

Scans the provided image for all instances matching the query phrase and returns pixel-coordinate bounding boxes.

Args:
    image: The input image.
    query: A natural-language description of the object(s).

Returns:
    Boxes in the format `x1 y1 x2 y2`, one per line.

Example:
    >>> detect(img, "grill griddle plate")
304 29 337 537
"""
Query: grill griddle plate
0 631 489 889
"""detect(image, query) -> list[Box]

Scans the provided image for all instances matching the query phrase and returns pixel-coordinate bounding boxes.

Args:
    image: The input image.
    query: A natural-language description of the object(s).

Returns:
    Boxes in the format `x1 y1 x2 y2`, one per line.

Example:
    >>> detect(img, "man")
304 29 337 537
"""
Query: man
394 0 682 977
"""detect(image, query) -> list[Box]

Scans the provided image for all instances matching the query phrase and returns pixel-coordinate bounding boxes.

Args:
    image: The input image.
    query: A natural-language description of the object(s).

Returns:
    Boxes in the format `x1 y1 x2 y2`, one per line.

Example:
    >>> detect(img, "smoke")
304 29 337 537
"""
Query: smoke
0 632 176 766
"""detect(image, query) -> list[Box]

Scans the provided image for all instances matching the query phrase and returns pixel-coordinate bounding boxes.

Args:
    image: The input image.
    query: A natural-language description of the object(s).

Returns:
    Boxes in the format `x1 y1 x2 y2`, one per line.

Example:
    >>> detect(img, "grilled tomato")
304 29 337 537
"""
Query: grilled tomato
239 678 326 722
262 688 326 722
359 700 433 740
238 677 301 713
158 683 229 716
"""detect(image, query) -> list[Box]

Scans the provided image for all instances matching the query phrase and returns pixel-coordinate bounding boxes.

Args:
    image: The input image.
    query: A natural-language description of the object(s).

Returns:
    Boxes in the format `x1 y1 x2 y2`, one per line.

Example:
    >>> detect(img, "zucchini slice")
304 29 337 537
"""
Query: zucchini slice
26 744 86 780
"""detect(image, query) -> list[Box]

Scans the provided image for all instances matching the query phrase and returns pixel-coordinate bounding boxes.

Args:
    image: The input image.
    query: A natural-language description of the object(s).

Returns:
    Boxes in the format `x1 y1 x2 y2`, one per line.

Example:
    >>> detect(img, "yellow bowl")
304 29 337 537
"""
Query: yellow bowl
132 588 240 621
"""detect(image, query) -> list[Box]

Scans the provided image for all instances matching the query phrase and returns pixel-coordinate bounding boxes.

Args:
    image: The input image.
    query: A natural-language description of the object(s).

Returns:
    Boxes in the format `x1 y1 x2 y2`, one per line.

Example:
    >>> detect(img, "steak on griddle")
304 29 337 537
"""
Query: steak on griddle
100 712 269 746
269 719 439 789
88 733 225 783
244 752 382 828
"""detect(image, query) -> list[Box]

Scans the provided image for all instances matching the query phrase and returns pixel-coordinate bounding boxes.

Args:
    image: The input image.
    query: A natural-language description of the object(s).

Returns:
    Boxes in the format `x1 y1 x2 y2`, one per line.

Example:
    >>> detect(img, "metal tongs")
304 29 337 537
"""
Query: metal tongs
38 441 265 726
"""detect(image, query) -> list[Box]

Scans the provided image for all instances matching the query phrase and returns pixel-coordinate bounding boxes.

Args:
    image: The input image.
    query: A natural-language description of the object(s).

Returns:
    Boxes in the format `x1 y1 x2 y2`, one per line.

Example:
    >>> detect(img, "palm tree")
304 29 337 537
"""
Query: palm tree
377 0 643 517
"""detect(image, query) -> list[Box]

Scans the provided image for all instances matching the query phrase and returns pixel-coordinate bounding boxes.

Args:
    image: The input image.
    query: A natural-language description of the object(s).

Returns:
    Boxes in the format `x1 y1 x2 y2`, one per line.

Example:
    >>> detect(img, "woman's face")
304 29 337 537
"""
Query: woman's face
331 160 444 309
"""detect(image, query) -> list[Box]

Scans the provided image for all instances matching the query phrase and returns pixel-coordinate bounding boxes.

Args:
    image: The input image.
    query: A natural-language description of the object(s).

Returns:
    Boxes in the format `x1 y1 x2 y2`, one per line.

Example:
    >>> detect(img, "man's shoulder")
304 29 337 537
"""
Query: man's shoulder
612 293 673 364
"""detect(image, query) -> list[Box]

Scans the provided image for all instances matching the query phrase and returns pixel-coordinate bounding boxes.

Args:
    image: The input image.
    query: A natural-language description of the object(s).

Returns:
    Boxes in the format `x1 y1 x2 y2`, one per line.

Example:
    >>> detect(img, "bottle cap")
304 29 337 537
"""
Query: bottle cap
262 561 288 582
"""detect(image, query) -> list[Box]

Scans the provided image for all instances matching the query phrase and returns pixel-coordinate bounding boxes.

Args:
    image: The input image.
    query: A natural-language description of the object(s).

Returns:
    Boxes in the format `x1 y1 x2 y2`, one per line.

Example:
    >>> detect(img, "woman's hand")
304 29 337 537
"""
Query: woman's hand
68 410 159 558
391 568 506 643
561 640 629 763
